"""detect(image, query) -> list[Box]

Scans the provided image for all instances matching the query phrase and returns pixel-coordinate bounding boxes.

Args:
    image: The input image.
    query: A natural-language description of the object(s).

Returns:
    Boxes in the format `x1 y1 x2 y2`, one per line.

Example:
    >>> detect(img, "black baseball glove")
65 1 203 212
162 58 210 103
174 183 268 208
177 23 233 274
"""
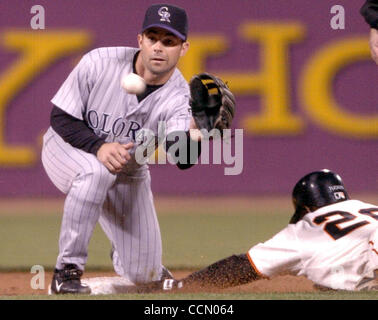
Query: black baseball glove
189 73 235 136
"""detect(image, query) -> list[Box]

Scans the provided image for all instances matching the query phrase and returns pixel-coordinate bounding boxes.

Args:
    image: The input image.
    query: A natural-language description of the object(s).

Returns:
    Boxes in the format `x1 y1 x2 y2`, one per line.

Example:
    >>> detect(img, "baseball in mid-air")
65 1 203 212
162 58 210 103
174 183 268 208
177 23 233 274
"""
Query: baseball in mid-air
121 73 146 94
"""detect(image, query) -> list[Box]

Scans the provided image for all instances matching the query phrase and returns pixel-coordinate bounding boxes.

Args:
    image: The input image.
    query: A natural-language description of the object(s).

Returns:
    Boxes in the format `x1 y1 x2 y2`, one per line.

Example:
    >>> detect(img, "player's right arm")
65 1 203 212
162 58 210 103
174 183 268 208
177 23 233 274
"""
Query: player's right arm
96 142 133 174
51 106 133 174
50 105 106 155
50 52 132 174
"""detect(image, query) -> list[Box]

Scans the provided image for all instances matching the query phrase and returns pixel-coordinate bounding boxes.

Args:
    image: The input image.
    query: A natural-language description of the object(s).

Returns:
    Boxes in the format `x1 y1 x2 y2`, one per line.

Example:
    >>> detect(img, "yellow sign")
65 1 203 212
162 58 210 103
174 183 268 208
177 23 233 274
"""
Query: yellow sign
0 24 376 167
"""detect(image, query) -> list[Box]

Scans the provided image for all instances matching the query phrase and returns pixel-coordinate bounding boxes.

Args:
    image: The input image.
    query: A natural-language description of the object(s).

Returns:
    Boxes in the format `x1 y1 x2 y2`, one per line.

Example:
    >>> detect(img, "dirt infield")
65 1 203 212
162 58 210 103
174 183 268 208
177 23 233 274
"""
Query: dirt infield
0 270 316 296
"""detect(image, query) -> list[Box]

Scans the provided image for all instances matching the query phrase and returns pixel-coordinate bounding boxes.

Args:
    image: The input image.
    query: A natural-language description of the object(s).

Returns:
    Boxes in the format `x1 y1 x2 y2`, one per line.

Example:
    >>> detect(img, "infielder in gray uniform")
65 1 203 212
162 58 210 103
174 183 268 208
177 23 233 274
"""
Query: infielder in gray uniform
42 4 235 294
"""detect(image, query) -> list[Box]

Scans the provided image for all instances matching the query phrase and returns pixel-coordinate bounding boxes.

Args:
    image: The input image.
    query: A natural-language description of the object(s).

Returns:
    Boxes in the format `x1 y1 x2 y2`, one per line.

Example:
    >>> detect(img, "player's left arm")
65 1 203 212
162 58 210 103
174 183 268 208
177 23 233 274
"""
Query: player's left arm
189 72 235 138
132 254 260 293
164 129 201 170
164 72 236 169
164 99 202 170
165 226 300 291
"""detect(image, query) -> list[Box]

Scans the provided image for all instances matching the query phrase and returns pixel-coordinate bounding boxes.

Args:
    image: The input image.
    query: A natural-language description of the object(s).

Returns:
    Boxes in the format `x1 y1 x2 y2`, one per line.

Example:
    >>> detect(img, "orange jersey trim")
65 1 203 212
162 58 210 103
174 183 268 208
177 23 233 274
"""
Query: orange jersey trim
247 252 269 279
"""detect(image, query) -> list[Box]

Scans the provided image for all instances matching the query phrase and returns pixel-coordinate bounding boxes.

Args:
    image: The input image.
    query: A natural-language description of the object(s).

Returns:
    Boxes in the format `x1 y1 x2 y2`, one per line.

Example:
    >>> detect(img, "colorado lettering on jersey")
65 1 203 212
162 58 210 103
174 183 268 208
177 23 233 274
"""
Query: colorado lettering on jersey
86 110 141 141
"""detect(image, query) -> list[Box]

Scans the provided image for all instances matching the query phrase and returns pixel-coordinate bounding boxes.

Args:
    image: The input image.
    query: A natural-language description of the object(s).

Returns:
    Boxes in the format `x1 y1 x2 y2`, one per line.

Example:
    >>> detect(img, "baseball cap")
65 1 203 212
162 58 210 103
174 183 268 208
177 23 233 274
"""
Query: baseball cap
141 4 188 41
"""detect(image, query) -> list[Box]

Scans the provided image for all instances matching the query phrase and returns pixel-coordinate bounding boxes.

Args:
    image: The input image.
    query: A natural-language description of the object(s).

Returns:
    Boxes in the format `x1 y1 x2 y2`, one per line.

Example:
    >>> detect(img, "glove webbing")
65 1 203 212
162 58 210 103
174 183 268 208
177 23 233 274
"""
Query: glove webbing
200 78 219 96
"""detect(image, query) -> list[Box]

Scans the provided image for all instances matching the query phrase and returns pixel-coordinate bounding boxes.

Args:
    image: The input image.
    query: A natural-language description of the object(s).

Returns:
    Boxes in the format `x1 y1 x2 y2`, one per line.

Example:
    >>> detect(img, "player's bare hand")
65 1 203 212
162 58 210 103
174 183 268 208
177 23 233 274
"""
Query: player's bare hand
97 142 134 174
370 28 378 65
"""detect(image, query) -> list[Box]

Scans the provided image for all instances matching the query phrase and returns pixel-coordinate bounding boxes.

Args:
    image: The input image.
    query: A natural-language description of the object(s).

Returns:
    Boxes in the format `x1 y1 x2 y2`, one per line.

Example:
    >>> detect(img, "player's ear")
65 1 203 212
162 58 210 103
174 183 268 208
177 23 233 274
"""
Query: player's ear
180 41 189 57
137 34 143 48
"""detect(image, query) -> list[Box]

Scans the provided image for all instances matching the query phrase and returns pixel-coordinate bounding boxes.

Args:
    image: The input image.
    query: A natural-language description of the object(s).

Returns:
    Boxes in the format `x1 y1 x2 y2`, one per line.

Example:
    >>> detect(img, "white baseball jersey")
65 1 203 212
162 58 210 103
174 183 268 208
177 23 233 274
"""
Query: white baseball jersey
247 200 378 290
42 47 192 283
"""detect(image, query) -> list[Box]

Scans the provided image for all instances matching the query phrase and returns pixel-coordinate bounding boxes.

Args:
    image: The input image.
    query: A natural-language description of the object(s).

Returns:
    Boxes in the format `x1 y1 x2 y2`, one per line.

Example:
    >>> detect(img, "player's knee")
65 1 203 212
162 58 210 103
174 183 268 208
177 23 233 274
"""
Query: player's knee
123 266 161 284
88 164 117 186
77 161 116 190
127 272 154 284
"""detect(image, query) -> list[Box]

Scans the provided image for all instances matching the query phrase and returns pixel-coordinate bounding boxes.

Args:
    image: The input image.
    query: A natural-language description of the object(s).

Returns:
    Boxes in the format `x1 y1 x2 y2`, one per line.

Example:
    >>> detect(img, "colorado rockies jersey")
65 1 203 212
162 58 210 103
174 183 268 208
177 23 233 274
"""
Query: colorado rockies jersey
51 46 192 172
248 200 378 290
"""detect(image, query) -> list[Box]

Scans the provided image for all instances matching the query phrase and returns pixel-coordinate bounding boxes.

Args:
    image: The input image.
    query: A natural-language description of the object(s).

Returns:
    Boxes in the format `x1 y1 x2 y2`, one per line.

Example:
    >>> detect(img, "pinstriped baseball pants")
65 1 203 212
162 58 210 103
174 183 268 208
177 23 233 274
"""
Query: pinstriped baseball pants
41 127 163 283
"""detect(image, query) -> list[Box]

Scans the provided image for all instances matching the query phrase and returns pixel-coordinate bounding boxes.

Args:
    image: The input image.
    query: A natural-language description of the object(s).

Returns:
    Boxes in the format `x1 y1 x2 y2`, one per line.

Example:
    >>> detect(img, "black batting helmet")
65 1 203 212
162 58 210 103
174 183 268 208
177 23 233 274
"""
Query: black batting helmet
289 169 350 224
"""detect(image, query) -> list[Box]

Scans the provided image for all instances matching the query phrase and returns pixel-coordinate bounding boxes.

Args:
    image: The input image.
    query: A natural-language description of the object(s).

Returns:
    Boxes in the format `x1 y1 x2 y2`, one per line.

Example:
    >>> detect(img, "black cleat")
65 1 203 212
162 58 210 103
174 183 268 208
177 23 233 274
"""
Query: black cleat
48 264 91 295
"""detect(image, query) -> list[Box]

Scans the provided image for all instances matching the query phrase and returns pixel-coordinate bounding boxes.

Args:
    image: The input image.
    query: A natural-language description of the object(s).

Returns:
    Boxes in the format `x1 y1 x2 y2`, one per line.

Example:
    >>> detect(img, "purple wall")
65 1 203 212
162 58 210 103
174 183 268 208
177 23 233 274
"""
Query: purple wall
0 0 376 197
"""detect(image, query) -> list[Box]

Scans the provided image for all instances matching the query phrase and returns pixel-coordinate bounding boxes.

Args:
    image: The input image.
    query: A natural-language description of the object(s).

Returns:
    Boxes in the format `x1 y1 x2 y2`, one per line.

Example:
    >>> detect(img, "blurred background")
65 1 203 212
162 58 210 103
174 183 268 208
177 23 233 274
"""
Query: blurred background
0 1 376 272
0 0 376 197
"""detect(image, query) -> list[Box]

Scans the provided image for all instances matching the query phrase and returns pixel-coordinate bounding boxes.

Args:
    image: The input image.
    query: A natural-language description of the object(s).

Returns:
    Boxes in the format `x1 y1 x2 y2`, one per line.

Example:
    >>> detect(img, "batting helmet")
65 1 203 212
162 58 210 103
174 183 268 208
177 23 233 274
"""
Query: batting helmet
289 169 350 224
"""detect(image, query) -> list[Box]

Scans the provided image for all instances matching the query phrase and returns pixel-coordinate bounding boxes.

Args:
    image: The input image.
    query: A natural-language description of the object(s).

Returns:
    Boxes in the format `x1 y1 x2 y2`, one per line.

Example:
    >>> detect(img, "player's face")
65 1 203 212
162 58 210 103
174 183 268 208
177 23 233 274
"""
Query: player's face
138 28 189 76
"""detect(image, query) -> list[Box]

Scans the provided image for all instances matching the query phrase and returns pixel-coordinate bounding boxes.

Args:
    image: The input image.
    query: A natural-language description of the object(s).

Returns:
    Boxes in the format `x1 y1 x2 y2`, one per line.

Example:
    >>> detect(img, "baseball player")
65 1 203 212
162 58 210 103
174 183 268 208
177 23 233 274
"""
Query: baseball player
360 0 378 64
42 3 235 294
161 170 378 292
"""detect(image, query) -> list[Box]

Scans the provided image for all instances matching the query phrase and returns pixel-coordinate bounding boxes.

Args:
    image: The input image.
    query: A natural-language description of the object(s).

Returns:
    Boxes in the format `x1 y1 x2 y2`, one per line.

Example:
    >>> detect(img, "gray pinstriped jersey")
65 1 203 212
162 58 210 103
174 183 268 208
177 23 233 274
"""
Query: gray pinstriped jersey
51 46 192 172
